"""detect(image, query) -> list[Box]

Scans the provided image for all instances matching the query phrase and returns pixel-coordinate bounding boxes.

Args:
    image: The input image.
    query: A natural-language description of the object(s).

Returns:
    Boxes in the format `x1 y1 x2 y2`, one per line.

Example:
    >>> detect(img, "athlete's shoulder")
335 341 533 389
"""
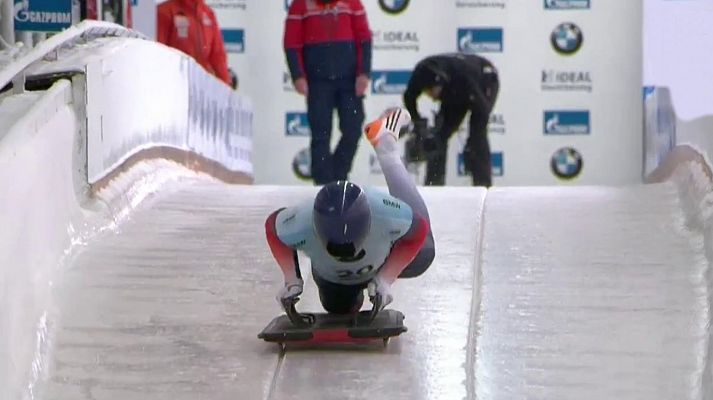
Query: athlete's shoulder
274 198 314 248
364 187 413 220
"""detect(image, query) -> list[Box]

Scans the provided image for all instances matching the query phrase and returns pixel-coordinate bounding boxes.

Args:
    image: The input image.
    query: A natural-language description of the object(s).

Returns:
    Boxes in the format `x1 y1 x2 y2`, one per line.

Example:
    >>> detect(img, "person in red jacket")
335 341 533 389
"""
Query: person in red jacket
157 0 231 86
284 0 372 185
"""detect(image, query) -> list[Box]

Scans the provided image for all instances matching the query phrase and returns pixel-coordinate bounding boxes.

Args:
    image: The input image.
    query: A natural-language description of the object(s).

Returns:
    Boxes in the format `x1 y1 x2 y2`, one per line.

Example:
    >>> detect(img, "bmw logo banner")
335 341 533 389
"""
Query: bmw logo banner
206 0 643 186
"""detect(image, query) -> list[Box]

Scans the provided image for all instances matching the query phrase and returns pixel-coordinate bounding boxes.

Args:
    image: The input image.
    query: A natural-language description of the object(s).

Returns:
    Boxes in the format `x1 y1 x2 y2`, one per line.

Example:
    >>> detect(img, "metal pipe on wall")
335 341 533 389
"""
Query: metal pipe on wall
1 0 15 47
17 30 32 48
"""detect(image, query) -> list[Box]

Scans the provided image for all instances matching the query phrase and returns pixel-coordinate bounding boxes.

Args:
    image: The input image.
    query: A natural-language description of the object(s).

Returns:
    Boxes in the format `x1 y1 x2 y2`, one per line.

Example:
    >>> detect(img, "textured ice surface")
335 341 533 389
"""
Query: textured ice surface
475 185 709 400
37 175 711 400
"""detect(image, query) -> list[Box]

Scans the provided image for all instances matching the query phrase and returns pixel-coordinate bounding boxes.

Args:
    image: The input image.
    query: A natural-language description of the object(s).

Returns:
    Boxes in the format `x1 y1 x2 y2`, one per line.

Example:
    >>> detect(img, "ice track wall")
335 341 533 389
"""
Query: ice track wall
0 21 254 399
648 144 713 398
82 37 253 186
0 81 85 400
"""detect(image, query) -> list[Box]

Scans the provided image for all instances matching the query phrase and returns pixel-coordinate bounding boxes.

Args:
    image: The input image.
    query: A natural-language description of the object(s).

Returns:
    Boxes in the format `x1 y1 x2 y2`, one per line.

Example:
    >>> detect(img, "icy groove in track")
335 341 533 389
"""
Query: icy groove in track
266 346 286 400
465 190 488 400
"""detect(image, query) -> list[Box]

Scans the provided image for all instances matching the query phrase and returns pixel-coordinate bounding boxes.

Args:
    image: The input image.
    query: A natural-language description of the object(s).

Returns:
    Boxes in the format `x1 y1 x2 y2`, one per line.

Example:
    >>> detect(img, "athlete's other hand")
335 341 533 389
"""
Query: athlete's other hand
276 279 304 308
367 275 393 317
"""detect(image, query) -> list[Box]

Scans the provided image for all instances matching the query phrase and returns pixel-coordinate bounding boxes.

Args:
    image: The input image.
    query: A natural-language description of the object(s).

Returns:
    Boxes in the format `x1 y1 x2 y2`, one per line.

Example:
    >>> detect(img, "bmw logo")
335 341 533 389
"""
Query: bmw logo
550 147 583 180
379 0 410 14
550 22 583 55
292 147 311 180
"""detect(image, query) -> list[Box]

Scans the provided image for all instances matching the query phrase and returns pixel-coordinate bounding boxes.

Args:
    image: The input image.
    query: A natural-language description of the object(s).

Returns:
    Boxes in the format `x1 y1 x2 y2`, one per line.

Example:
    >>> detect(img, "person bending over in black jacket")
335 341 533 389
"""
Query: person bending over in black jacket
403 53 499 187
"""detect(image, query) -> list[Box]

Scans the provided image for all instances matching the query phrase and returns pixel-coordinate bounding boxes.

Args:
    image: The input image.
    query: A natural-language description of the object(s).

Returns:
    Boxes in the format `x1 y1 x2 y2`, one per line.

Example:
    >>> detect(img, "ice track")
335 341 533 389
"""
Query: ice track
40 177 709 400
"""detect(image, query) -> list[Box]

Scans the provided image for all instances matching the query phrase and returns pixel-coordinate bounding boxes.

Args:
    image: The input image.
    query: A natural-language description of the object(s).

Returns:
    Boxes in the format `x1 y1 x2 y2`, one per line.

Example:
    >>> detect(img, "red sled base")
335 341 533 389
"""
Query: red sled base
258 309 407 346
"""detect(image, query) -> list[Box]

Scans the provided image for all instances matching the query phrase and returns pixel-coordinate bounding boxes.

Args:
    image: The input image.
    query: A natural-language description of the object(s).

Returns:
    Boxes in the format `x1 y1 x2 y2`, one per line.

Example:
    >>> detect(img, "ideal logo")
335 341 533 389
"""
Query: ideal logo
285 112 311 136
544 111 590 135
371 70 411 95
373 30 420 51
542 70 592 92
374 31 419 43
544 0 590 9
488 113 506 135
222 29 245 53
458 28 503 53
457 152 504 177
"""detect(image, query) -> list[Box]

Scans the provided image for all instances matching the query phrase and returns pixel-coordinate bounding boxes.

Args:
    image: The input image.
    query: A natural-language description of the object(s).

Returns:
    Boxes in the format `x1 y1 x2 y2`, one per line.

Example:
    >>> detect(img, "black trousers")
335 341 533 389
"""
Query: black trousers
425 75 499 187
312 271 368 314
312 244 435 315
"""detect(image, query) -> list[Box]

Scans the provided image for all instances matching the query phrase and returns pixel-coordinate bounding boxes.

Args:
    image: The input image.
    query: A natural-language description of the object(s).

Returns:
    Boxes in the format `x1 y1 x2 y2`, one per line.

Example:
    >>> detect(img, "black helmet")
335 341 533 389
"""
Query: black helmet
313 181 371 260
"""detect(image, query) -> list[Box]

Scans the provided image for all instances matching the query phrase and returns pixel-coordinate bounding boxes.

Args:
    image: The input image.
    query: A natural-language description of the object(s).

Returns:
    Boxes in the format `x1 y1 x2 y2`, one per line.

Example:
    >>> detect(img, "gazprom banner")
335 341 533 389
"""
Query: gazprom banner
211 0 642 187
14 0 72 32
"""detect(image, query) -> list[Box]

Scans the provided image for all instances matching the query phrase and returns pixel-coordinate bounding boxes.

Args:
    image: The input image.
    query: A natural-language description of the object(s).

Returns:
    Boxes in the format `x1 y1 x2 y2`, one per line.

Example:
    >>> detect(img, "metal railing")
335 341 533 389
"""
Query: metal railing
0 19 145 95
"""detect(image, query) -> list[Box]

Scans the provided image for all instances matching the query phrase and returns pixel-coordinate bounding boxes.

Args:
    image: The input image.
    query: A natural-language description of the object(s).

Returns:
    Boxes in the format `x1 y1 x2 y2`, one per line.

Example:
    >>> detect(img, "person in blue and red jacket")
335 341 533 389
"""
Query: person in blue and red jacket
283 0 373 185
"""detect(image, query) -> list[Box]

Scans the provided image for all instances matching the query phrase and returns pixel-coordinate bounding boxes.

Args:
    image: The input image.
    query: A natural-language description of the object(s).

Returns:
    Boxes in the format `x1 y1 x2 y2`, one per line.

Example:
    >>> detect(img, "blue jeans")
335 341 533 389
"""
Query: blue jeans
307 78 365 185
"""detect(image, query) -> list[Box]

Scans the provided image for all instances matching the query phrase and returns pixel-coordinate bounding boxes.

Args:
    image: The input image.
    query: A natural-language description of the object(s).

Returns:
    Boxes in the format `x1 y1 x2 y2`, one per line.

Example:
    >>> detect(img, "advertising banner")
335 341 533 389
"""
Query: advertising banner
14 0 72 32
214 0 642 186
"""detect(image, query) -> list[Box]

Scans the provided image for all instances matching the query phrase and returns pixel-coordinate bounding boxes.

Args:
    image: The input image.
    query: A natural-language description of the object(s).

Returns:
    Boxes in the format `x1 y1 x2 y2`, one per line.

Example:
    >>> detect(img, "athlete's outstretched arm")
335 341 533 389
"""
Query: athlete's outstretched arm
378 213 430 284
368 109 431 222
265 208 302 284
366 108 436 282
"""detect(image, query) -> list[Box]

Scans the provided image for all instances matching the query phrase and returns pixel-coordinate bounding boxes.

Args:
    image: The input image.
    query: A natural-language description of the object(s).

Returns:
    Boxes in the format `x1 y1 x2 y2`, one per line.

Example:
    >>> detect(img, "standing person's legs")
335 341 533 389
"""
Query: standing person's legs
332 78 365 181
424 108 468 186
424 135 448 186
464 71 499 187
464 109 492 187
307 80 338 185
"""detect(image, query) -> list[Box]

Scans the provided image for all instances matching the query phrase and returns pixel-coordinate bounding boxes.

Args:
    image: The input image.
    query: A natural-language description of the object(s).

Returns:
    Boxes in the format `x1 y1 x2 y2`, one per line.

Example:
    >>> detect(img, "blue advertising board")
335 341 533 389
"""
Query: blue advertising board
14 0 72 32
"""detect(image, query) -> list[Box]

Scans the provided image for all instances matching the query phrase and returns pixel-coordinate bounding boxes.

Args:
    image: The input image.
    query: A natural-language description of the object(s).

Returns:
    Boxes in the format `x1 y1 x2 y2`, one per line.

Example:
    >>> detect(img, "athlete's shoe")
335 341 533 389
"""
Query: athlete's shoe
364 107 412 147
